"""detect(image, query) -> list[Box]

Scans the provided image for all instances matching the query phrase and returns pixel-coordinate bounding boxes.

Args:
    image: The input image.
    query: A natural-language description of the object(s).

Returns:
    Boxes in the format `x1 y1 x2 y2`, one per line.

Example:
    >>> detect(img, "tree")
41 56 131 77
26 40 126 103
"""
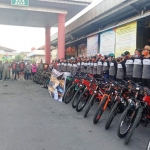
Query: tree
15 54 24 61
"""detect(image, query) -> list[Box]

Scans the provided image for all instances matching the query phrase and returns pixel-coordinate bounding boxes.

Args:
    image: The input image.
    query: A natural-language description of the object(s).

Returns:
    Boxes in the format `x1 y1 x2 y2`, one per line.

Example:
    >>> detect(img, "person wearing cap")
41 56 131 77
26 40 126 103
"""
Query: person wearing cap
124 51 134 80
142 45 150 88
108 53 117 80
133 49 143 83
116 56 126 81
102 55 109 80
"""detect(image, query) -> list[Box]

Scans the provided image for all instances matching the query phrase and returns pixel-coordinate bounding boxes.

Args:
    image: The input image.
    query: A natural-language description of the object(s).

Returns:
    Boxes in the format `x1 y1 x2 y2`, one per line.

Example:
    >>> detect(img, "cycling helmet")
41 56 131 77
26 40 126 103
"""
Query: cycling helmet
108 53 115 57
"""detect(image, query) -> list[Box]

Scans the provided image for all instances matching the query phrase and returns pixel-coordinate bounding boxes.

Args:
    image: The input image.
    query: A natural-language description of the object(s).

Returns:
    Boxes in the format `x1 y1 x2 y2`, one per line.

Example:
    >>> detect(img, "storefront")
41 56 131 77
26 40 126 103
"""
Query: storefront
65 46 77 59
77 44 87 57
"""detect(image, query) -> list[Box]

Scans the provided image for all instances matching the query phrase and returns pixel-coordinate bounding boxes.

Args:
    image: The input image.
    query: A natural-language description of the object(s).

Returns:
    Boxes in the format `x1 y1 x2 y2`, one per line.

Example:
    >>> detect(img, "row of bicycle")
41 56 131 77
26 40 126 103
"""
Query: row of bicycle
62 72 150 147
32 70 150 149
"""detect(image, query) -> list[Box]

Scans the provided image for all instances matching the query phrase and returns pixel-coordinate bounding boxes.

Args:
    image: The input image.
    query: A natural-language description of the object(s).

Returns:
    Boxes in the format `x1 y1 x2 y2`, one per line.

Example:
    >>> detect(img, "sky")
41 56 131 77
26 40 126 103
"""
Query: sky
0 0 103 52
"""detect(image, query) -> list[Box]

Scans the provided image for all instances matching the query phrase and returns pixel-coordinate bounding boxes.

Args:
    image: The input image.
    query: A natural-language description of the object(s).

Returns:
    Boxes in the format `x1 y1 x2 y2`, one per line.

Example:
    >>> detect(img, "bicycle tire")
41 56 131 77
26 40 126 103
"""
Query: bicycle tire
64 84 75 104
105 100 119 130
76 90 90 112
117 105 135 138
72 87 84 108
84 94 96 118
93 96 107 124
125 107 143 145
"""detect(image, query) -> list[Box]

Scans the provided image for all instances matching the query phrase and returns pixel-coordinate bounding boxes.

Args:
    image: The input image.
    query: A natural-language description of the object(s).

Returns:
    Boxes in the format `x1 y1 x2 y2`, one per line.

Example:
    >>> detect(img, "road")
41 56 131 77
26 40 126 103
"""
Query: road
0 80 149 150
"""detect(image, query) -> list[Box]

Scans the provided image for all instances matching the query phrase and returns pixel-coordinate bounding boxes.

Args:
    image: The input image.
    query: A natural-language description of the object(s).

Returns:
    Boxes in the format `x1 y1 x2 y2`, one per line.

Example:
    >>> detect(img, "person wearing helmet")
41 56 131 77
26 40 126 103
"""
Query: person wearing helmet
102 55 109 80
124 51 134 80
108 53 117 80
142 45 150 88
83 57 87 73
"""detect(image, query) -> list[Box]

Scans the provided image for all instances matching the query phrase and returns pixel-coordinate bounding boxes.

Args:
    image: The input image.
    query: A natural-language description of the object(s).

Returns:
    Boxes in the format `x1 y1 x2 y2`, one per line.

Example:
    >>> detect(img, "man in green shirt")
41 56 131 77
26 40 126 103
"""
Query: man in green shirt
2 60 10 81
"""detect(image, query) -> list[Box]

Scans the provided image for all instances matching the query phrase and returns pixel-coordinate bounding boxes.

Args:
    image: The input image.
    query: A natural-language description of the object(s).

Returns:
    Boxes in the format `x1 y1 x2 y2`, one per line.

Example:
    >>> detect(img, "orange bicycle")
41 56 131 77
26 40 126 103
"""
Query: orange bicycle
93 79 116 124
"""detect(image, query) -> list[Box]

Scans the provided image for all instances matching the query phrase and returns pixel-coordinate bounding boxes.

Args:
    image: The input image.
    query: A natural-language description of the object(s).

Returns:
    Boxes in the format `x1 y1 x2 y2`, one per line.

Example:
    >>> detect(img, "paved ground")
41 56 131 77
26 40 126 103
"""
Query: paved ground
0 80 149 150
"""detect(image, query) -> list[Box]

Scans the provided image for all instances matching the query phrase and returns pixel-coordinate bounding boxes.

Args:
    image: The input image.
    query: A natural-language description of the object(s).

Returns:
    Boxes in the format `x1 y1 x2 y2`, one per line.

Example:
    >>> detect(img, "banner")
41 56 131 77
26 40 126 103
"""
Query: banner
87 34 98 56
100 29 116 55
115 21 137 57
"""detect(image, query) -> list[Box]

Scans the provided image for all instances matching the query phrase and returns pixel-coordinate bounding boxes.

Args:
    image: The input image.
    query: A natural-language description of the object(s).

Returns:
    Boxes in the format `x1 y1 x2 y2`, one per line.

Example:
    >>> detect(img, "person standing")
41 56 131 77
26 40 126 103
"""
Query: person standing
124 51 134 81
0 61 3 80
142 45 150 88
16 62 20 80
31 62 37 79
133 49 143 83
11 60 17 81
102 55 109 80
2 60 10 81
97 57 103 75
93 56 97 75
108 53 117 80
19 59 25 81
43 61 49 72
116 57 126 81
25 62 31 80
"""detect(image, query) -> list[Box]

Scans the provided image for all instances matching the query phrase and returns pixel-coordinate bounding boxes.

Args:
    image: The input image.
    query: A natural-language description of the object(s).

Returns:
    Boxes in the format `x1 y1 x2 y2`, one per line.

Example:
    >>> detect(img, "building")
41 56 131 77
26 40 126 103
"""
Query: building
50 0 150 58
27 49 45 63
0 45 17 62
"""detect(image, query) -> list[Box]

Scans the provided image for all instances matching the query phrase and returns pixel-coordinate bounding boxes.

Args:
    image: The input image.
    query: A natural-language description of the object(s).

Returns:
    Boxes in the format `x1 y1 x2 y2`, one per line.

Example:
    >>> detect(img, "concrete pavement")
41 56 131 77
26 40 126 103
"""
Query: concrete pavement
0 80 149 150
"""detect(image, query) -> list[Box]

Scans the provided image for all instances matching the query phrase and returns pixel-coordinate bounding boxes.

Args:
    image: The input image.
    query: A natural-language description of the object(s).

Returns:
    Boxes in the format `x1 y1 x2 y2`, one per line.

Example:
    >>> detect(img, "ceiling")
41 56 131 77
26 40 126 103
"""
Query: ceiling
0 0 91 27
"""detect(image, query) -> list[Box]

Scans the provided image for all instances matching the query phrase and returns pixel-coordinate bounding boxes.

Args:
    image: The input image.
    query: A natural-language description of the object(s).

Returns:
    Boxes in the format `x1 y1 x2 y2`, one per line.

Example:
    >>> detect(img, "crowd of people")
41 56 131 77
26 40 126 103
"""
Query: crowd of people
0 59 50 81
53 45 150 88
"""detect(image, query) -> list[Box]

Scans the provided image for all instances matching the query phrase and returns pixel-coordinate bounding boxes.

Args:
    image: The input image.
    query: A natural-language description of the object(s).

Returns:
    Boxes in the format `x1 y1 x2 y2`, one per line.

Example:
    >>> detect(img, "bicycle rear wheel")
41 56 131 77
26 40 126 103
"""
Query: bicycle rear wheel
64 85 75 104
117 105 135 138
125 107 143 145
76 90 90 112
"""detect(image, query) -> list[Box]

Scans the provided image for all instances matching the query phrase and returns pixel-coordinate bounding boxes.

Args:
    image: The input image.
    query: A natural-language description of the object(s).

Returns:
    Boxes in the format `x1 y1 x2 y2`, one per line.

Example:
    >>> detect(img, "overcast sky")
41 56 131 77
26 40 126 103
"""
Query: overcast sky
0 0 103 52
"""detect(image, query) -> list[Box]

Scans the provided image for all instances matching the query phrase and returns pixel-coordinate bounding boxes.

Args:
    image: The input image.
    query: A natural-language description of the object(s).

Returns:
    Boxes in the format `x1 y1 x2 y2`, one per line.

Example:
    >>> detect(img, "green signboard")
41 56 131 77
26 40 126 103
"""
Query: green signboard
11 0 29 6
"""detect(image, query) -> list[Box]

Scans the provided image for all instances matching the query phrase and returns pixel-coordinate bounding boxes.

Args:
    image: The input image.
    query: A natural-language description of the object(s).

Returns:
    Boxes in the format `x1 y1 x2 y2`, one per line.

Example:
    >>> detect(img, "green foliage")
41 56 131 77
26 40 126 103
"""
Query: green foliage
30 59 36 63
15 54 24 61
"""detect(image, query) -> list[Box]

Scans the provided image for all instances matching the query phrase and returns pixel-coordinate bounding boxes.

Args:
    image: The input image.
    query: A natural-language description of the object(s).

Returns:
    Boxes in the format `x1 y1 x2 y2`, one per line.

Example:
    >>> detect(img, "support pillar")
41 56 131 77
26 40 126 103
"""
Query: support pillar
58 14 66 59
45 27 51 64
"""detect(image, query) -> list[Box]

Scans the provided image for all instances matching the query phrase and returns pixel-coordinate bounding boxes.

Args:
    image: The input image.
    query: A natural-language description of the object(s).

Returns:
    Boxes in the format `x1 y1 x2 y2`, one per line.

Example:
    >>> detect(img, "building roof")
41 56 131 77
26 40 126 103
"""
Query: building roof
0 45 17 52
27 50 45 57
